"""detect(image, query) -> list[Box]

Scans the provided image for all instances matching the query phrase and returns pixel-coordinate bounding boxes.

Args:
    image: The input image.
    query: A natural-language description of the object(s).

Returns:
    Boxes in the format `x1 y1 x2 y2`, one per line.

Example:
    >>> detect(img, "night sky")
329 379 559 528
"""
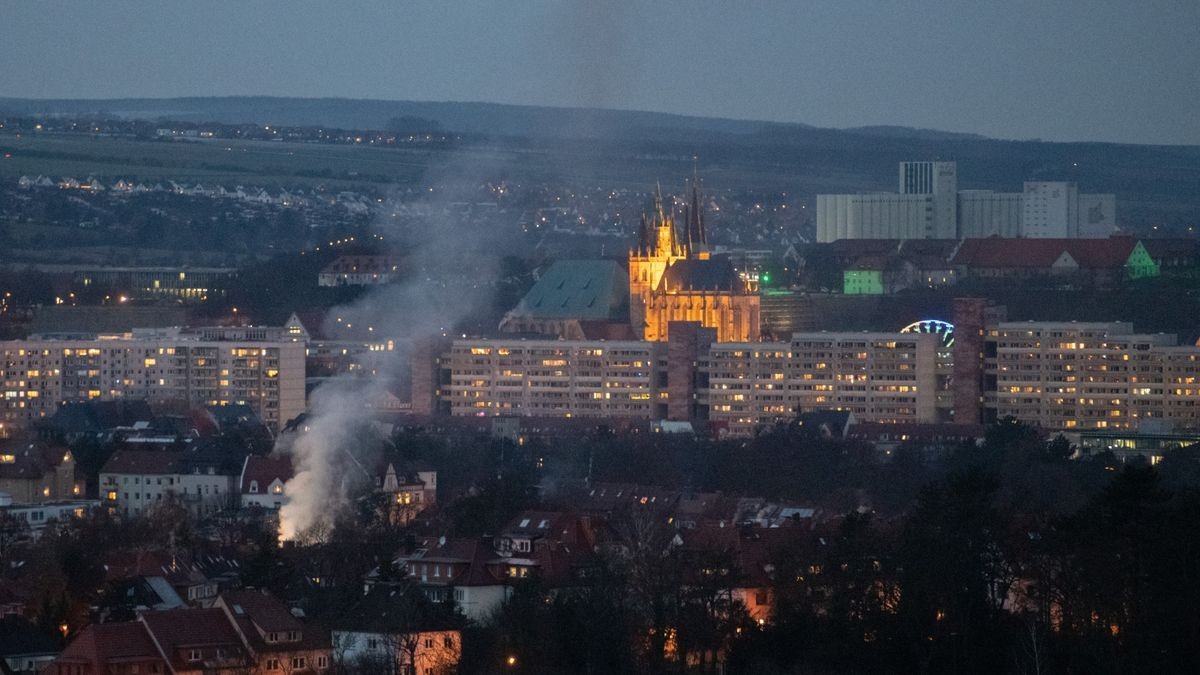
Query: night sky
2 1 1196 145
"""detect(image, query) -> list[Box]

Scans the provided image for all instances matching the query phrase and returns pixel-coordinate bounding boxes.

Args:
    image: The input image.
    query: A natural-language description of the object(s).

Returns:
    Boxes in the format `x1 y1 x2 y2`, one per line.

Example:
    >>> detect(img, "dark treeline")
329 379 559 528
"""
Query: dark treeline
372 418 1200 673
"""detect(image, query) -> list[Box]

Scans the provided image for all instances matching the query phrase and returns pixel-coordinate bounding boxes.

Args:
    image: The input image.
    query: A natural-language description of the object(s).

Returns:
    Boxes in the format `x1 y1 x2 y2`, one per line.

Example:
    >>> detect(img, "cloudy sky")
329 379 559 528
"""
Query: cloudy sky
2 1 1196 144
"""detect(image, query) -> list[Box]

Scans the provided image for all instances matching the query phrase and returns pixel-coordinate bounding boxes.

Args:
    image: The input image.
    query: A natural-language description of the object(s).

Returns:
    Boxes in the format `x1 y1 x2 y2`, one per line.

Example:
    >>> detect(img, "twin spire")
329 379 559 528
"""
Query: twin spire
636 167 708 256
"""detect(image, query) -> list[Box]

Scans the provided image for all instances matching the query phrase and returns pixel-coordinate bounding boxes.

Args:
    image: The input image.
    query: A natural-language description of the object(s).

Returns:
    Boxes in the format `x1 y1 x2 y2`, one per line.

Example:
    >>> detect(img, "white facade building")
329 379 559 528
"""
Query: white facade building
816 162 1116 242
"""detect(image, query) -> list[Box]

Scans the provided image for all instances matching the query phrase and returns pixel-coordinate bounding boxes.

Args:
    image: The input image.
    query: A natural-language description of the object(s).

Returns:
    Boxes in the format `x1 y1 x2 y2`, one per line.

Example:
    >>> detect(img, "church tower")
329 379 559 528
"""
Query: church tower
628 184 686 335
628 175 761 343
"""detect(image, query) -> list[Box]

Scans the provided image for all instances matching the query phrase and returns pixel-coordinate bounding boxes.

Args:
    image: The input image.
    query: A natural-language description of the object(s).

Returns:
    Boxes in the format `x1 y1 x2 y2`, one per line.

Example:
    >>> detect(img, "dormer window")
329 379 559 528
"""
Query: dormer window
188 649 202 662
249 481 259 494
287 630 299 641
266 632 279 643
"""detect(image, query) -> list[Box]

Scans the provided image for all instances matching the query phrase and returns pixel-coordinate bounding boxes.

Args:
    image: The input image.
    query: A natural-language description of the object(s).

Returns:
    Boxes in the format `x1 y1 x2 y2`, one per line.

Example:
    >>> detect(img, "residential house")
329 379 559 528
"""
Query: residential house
46 621 168 675
0 616 59 675
0 440 83 503
103 550 238 607
377 459 437 524
137 608 254 674
215 589 331 673
239 455 292 511
331 585 461 675
101 447 241 518
0 495 98 537
396 537 509 622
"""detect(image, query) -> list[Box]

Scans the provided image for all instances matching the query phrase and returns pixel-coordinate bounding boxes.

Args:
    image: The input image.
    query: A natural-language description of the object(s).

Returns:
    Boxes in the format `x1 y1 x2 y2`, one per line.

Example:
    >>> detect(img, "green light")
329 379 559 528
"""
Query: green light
762 273 770 283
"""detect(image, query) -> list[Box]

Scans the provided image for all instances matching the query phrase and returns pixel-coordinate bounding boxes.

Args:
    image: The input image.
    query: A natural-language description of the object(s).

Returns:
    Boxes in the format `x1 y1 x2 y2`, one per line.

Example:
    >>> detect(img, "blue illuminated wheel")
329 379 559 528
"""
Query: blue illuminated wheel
901 319 954 349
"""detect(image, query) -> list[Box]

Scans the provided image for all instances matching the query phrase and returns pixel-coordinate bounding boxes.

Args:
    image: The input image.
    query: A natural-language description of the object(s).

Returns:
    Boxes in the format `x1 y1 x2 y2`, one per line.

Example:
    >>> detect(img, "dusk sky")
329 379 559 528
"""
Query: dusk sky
2 1 1196 145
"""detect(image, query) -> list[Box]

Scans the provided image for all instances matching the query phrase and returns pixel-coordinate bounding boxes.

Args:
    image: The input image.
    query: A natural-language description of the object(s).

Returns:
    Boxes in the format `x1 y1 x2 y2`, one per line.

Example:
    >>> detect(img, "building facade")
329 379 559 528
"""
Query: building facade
431 309 1200 437
442 339 668 419
0 329 305 433
983 322 1200 431
816 162 1116 242
701 333 941 437
435 325 946 437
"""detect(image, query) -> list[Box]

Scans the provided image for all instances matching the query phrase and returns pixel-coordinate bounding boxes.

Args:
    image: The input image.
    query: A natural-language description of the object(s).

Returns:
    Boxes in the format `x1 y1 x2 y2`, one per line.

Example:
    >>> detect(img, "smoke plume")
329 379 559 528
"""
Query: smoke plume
275 146 510 542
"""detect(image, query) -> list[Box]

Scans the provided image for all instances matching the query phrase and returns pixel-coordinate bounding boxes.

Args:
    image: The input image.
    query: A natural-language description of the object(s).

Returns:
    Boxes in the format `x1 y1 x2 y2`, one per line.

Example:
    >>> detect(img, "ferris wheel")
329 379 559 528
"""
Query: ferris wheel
900 319 955 349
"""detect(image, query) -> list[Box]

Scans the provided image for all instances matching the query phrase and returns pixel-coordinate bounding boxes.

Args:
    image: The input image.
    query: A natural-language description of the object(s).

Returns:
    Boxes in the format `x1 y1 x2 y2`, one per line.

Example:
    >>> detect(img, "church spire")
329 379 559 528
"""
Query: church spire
685 162 708 251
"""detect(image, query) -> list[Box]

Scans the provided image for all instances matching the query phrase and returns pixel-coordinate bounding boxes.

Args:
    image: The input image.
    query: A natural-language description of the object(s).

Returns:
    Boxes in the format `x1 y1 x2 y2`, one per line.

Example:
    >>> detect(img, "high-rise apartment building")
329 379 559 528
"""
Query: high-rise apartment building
983 322 1200 431
0 328 305 433
430 310 1200 438
433 324 947 437
441 339 668 419
701 332 942 437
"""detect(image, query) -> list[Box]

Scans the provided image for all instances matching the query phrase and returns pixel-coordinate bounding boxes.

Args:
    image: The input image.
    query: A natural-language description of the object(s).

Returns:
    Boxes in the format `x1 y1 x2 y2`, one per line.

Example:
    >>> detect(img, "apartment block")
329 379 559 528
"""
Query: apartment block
438 325 943 437
701 332 941 437
442 339 668 419
0 328 305 433
984 322 1200 431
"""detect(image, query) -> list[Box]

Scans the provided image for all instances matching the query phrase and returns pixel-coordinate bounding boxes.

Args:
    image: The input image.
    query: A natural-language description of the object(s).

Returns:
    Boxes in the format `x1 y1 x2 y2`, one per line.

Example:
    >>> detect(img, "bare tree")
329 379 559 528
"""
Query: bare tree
1013 613 1050 675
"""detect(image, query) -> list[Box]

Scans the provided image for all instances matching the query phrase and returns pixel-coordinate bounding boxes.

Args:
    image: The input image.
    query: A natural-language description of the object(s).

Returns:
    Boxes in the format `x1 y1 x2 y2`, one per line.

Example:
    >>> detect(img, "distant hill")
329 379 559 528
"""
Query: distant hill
1 96 1198 233
0 96 980 143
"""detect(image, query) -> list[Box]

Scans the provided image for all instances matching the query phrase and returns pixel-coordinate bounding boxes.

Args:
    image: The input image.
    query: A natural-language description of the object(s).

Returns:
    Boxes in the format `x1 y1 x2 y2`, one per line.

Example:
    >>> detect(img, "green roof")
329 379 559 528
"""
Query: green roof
509 260 628 320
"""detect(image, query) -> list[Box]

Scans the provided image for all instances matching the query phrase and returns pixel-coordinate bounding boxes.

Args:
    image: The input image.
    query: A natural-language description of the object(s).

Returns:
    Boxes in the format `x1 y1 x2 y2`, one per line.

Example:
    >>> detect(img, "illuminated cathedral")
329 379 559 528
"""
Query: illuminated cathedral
629 180 760 342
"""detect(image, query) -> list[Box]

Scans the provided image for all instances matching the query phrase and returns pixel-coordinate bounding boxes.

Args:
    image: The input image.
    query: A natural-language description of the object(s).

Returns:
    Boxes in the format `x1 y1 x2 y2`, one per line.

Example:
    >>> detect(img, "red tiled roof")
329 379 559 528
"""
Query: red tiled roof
219 589 301 634
951 237 1137 269
54 621 164 665
240 455 293 494
139 608 247 671
100 449 183 475
404 538 505 587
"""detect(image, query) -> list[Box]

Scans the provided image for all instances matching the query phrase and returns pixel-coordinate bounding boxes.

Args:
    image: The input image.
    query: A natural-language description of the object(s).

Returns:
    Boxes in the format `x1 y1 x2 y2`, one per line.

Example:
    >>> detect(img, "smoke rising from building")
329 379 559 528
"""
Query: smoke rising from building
275 149 511 542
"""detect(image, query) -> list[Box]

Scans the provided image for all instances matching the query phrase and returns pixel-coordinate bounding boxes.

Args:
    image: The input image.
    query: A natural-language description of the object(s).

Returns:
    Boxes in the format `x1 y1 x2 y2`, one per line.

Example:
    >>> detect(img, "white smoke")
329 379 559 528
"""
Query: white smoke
277 377 381 542
275 148 510 542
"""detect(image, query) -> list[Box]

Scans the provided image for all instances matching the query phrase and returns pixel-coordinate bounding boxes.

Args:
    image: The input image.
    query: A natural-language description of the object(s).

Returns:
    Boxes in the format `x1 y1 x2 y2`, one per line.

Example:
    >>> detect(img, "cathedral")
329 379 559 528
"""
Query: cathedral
629 180 760 342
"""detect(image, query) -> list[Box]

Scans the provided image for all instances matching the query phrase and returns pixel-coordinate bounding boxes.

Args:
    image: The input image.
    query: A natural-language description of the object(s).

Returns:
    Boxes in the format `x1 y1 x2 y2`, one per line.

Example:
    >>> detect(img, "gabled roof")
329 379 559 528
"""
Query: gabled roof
951 237 1138 269
241 455 293 493
402 538 506 587
501 511 579 541
219 589 302 634
100 449 184 475
41 399 156 435
508 259 628 320
54 621 163 665
139 608 248 670
0 440 70 480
